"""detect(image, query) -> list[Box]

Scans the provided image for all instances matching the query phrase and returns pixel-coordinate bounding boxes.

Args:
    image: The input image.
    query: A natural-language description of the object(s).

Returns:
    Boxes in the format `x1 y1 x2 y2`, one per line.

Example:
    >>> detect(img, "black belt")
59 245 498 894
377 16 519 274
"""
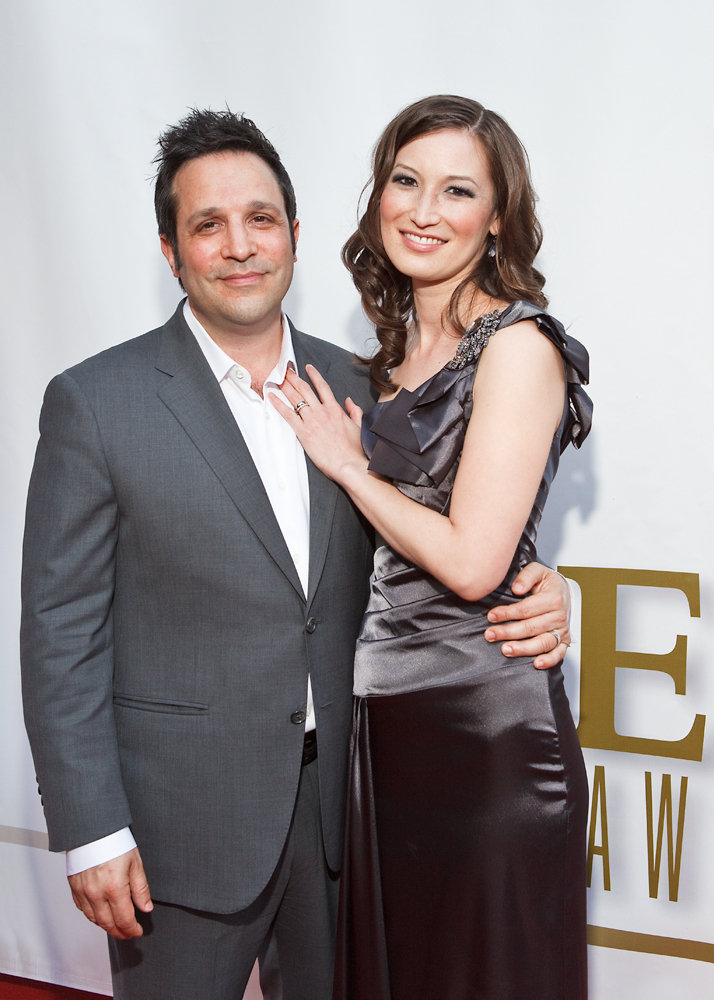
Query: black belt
302 730 318 766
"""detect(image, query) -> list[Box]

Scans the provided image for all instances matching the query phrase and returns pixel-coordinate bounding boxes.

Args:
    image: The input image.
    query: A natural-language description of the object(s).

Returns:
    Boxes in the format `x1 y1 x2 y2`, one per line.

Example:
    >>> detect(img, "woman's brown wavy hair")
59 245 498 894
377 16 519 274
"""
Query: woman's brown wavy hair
342 95 547 393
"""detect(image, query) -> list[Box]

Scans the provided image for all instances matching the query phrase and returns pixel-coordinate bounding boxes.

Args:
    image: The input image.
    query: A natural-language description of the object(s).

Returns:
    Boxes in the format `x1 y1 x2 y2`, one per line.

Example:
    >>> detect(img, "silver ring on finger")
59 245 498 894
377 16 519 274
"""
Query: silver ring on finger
549 629 561 647
294 400 310 414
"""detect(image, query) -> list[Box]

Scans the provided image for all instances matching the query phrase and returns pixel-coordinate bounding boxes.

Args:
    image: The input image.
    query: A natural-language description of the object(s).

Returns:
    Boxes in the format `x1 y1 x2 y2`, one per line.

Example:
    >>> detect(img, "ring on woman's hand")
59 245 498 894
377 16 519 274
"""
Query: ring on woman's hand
549 629 561 647
294 400 310 414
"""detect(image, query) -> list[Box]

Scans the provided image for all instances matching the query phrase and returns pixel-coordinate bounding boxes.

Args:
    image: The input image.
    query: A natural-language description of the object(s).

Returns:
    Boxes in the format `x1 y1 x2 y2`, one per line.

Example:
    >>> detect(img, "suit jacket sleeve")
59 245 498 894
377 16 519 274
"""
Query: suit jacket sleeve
21 371 132 851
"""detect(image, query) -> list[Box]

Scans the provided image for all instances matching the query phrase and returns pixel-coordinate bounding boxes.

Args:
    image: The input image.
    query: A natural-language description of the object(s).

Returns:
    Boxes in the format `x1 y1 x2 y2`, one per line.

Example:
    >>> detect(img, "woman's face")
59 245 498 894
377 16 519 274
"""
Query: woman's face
379 128 499 296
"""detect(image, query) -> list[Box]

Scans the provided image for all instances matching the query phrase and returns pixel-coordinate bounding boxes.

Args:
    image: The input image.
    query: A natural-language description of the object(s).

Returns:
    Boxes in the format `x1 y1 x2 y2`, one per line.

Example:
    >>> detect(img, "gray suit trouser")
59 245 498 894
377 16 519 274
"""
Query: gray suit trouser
109 756 339 1000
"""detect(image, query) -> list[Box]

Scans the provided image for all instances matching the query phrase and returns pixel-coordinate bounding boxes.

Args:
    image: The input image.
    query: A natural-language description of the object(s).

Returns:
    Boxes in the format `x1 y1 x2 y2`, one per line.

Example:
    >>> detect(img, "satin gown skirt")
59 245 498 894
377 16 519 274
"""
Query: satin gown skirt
334 620 588 1000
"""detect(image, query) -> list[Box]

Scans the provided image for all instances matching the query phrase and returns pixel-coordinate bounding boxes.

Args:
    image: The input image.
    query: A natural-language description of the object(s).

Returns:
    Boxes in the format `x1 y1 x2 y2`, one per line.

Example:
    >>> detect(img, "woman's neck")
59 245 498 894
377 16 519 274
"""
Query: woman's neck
410 283 497 350
410 283 453 348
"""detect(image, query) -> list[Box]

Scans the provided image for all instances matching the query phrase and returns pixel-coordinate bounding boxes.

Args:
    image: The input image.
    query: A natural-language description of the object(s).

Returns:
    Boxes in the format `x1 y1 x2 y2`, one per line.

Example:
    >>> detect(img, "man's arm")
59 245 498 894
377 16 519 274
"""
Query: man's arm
21 371 149 936
485 562 571 669
66 828 138 877
69 848 152 940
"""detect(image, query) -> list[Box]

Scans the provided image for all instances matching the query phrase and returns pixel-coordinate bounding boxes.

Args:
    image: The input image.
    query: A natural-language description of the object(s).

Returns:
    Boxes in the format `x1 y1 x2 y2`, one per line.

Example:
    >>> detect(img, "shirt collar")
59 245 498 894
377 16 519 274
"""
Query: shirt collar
183 298 297 389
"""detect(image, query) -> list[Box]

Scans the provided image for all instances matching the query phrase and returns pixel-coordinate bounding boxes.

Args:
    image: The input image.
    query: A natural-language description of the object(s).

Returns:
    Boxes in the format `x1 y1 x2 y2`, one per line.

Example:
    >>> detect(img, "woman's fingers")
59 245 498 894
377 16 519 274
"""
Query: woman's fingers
282 369 318 409
270 364 366 485
268 389 301 427
304 364 338 406
345 396 364 427
280 365 343 420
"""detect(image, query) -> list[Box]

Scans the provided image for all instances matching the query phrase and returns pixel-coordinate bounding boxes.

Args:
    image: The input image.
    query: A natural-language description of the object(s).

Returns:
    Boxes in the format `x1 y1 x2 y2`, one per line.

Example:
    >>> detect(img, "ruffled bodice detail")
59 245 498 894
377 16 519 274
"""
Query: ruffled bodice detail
361 302 590 571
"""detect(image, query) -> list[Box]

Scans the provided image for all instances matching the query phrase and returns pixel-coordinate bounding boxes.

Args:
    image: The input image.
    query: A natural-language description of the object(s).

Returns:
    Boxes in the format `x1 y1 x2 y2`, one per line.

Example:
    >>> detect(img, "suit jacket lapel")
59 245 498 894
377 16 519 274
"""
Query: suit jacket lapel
155 305 305 599
291 322 342 607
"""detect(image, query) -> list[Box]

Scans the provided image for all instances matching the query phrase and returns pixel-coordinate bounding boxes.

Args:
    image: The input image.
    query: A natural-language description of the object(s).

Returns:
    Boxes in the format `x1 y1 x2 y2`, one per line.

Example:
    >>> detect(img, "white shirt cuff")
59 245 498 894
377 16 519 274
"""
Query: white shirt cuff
66 827 137 876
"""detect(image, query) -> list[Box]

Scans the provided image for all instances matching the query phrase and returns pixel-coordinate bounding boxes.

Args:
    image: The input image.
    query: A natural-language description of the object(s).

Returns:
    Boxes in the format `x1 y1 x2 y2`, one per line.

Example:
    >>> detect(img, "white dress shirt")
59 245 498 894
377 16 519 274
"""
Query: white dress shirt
67 302 313 876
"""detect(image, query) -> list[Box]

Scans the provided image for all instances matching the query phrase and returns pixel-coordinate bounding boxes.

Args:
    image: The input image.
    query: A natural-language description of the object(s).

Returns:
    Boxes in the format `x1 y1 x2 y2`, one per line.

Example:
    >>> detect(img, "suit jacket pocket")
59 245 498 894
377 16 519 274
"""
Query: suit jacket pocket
113 693 209 715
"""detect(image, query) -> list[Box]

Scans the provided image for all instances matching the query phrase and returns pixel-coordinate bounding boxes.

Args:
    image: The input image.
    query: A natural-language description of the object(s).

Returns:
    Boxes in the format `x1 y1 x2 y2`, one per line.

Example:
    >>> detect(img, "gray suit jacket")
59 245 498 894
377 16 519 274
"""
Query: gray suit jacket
21 303 375 913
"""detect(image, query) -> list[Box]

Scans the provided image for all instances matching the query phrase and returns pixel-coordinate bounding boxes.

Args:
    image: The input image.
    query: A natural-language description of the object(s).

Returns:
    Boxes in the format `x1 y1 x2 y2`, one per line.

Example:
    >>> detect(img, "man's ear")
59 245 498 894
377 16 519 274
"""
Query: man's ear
292 219 300 261
160 234 180 278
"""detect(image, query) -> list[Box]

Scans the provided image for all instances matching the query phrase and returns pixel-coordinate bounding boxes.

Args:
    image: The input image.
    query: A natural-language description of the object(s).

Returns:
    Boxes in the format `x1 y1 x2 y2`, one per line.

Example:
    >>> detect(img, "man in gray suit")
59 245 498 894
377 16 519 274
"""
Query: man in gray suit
21 109 572 1000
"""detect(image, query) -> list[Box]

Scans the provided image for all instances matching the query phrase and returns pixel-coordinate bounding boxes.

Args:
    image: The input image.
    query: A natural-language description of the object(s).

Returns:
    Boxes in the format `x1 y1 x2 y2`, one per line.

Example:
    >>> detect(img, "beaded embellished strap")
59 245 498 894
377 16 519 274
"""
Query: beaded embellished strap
444 310 502 371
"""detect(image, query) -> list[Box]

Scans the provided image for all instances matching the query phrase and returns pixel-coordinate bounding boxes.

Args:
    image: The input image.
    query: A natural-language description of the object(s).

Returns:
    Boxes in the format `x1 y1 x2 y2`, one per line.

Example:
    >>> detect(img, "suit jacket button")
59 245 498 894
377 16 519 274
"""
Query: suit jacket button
305 617 318 633
291 710 306 725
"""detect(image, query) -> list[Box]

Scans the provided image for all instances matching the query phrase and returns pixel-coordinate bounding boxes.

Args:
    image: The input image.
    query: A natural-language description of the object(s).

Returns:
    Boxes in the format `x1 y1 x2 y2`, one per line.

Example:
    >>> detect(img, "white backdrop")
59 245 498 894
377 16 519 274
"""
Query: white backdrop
2 0 713 996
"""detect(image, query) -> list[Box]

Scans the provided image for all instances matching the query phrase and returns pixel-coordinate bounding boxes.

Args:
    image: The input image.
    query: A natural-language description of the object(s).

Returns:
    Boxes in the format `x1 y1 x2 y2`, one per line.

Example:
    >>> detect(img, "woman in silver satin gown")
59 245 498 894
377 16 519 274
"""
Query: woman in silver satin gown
277 96 592 999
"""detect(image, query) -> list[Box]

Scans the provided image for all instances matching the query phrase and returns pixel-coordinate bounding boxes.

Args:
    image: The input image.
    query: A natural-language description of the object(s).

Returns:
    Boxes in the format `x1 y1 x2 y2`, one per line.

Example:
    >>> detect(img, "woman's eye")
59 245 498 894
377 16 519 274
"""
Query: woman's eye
447 186 475 198
392 173 416 187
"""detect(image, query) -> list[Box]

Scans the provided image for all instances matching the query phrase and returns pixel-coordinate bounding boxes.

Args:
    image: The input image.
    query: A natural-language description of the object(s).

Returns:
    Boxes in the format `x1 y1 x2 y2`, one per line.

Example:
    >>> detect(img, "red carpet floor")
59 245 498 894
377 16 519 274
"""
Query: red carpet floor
0 974 108 999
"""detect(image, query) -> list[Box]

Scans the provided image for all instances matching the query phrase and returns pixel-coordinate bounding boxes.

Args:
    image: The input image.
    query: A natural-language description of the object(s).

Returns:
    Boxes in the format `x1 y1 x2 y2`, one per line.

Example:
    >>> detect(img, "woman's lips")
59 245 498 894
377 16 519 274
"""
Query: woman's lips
400 230 447 250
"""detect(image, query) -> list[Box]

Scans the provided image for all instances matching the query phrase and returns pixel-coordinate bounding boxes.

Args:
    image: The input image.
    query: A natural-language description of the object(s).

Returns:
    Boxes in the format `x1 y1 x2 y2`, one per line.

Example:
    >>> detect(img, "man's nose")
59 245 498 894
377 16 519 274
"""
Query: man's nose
222 221 256 260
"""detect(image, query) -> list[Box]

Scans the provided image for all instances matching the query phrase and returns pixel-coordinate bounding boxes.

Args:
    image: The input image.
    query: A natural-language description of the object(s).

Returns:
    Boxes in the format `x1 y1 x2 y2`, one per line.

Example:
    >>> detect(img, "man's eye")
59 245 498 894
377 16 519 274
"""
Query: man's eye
198 220 219 232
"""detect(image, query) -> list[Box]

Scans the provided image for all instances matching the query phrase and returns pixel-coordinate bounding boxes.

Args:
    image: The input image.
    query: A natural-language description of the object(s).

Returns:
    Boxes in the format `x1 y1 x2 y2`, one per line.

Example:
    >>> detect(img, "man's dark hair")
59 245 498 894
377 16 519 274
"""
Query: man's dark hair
154 108 297 258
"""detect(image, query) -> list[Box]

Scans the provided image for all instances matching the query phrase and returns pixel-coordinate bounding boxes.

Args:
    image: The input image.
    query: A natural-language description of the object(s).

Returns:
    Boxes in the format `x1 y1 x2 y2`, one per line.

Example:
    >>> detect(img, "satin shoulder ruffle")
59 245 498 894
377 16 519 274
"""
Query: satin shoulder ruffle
361 302 592 487
499 301 592 453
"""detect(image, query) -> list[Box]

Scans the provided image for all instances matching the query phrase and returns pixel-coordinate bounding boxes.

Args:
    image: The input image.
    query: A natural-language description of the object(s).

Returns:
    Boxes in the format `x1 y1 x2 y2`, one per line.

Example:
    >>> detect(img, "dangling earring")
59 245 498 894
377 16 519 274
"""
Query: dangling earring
487 234 497 259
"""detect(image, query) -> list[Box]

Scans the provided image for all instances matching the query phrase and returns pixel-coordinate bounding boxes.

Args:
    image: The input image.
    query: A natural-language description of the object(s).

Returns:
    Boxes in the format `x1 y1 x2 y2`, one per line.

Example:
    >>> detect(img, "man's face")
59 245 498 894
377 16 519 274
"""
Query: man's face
161 151 299 343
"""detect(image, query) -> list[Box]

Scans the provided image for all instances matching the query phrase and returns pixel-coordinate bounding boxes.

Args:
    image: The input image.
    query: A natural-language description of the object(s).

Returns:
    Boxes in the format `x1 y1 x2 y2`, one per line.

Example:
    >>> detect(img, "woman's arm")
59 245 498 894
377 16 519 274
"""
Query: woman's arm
275 320 565 603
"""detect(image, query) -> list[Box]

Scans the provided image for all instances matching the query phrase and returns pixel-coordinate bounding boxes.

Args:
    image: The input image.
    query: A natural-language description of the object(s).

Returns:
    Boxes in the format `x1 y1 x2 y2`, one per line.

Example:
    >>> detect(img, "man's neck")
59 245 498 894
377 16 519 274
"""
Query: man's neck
184 302 292 396
190 306 286 397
